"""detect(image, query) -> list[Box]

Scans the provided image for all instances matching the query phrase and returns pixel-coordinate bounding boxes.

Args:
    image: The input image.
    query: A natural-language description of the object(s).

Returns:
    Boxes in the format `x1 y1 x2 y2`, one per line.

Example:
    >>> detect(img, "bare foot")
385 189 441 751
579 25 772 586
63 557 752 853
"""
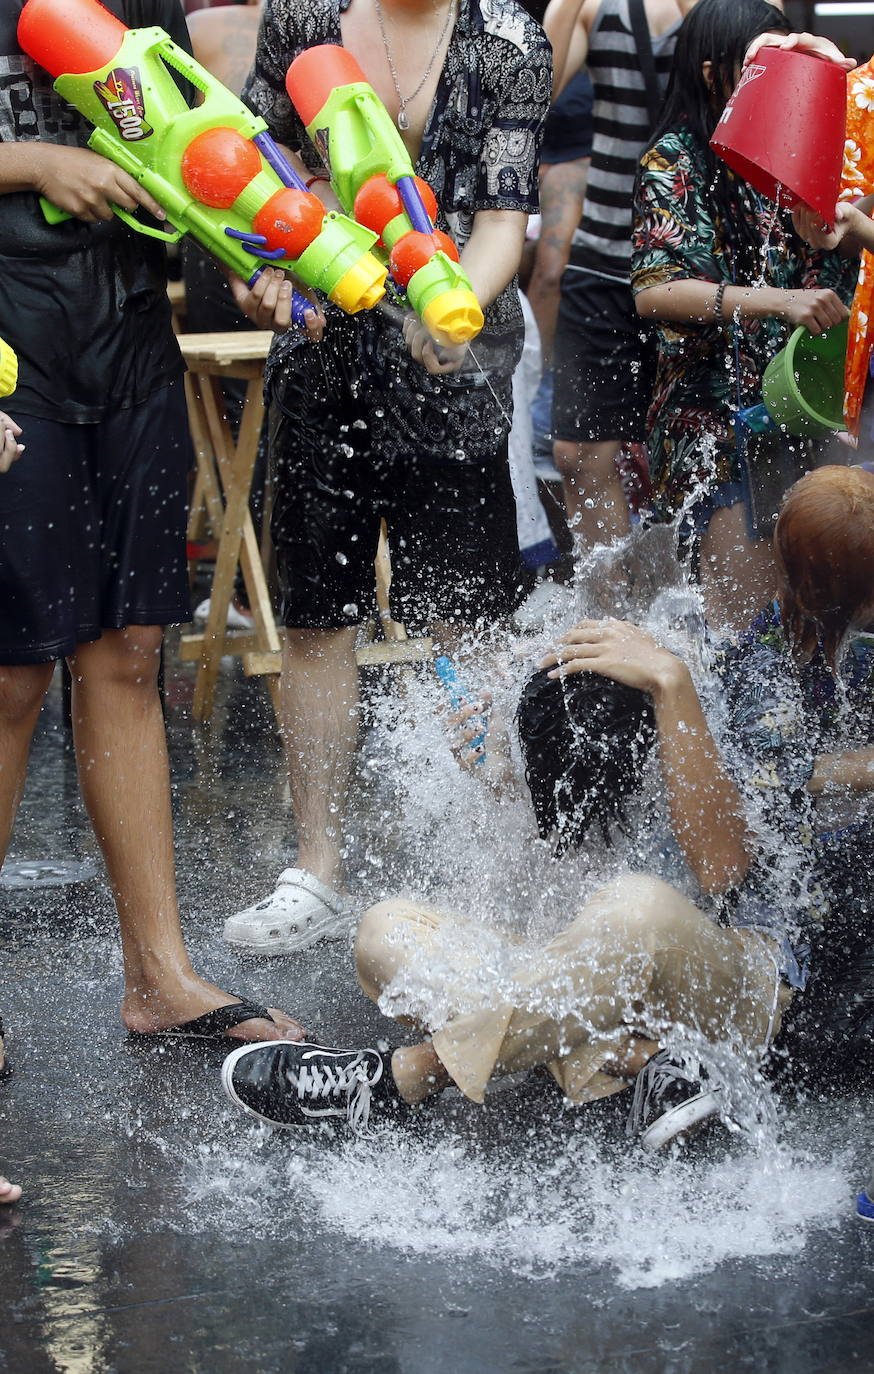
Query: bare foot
121 973 305 1043
0 1176 21 1205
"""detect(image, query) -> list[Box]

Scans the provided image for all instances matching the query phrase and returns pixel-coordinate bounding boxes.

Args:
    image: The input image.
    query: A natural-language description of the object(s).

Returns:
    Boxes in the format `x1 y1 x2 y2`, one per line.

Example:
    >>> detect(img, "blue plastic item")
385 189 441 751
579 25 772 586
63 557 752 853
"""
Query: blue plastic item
857 1174 874 1222
434 655 487 764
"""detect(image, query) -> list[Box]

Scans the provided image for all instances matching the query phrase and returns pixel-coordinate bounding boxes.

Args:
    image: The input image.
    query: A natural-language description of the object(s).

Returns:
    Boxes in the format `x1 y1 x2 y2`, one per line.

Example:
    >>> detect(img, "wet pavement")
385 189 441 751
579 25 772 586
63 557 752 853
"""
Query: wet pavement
2 650 874 1374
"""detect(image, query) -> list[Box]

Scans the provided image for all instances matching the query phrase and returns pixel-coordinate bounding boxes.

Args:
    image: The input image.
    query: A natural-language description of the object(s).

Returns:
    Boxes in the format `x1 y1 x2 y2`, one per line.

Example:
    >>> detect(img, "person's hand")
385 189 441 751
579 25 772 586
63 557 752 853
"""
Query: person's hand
778 288 849 335
792 200 867 253
0 411 23 474
445 694 492 772
402 315 469 374
744 31 856 72
32 143 167 223
227 268 326 341
540 618 686 697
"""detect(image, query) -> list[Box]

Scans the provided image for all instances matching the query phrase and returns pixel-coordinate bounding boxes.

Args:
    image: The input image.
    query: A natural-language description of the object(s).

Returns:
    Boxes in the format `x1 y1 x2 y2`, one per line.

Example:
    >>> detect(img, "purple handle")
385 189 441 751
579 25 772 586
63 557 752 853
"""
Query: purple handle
397 175 434 234
253 131 310 192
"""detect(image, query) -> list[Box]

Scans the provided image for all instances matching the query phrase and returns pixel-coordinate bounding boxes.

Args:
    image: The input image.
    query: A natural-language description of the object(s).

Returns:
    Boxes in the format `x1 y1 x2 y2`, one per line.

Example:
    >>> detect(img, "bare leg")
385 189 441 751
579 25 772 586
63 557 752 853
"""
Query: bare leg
553 439 631 545
67 628 302 1041
281 626 359 891
0 661 55 862
699 503 778 637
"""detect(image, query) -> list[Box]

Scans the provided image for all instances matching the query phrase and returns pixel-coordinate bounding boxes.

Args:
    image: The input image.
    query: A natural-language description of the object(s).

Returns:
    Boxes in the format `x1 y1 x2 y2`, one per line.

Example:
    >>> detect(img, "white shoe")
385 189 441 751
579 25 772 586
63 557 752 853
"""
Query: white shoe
194 597 255 631
223 868 355 955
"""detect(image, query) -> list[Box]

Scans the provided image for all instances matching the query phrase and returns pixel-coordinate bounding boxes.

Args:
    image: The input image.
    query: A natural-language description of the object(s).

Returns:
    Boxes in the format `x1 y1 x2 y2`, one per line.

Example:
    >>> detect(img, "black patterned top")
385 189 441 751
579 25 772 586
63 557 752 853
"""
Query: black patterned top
242 0 551 377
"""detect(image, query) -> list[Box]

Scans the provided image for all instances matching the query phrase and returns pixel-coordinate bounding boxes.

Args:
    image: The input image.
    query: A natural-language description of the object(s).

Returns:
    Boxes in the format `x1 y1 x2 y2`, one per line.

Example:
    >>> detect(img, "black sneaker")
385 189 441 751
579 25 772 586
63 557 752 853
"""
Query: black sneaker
221 1040 396 1131
626 1049 723 1152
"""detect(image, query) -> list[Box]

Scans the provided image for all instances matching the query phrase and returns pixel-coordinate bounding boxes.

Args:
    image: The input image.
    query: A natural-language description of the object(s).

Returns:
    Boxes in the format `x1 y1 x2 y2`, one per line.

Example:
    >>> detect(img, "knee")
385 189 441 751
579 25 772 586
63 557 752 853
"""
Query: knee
553 441 618 487
68 627 163 693
553 440 586 482
0 662 55 724
355 898 425 1002
585 873 690 943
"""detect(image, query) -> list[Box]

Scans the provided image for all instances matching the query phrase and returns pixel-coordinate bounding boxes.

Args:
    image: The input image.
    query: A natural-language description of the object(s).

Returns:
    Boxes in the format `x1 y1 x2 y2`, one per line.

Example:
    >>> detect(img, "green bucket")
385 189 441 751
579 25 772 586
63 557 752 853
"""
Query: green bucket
761 317 848 437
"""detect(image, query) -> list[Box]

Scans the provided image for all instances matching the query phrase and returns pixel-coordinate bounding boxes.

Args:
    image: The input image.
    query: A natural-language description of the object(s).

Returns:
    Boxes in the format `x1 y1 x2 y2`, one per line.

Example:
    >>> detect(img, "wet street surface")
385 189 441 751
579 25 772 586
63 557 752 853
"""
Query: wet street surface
2 654 874 1374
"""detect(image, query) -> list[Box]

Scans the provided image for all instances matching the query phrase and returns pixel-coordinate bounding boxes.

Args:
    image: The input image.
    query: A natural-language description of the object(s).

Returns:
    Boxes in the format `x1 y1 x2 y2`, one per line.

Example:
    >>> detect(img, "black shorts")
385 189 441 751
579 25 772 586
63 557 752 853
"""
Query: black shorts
552 266 658 444
269 315 526 634
0 382 191 664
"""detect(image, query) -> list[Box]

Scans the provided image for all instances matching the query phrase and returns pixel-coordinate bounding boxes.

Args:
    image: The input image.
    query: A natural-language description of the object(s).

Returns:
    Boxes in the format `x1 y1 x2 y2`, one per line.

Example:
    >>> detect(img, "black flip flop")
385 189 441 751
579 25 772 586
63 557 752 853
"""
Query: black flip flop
0 1017 11 1081
128 998 275 1044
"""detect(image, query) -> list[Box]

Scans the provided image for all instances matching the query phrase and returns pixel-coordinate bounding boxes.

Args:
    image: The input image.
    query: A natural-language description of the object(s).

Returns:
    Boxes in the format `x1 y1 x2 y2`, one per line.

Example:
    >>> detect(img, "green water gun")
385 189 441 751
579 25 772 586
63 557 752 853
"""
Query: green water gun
17 0 387 323
286 45 484 348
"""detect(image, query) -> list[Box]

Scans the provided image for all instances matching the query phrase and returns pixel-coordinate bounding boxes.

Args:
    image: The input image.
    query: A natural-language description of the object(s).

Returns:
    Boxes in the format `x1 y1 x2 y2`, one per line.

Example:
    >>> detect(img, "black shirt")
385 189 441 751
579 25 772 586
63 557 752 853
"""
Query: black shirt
0 0 187 421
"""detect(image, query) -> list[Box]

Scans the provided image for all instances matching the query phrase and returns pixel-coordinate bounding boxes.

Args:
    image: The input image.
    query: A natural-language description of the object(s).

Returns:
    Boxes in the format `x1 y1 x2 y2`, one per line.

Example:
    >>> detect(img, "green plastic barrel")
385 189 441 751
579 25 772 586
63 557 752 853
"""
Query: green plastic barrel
761 317 849 437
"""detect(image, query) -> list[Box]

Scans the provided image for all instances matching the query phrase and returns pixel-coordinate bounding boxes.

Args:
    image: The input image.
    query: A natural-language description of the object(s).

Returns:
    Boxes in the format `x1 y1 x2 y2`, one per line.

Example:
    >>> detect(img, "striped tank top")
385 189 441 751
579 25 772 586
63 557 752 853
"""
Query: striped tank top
574 0 680 280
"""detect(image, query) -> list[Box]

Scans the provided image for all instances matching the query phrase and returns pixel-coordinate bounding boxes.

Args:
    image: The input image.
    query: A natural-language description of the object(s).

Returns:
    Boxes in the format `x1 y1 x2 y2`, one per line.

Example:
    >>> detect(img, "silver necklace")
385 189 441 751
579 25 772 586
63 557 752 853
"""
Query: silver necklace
372 0 456 130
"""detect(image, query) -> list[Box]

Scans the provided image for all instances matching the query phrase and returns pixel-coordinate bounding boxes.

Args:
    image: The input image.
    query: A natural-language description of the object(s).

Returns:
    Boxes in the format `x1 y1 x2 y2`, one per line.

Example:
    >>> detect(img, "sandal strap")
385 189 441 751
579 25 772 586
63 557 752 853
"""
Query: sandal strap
163 998 274 1039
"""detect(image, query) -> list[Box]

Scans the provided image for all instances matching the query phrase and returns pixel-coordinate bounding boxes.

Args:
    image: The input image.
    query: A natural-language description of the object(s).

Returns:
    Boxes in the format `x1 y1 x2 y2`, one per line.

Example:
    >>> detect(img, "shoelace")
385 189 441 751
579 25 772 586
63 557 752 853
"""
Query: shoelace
626 1052 702 1137
294 1056 377 1132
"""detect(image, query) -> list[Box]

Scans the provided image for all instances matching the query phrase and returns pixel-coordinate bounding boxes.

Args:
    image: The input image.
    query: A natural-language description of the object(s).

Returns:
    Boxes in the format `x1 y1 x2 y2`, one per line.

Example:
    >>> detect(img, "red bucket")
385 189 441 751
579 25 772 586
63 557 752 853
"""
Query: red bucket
710 48 847 226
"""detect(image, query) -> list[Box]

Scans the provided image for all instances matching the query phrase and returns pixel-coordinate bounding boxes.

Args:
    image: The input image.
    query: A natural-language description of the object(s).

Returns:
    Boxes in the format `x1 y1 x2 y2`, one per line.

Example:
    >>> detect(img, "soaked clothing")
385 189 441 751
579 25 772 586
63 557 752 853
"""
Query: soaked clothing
551 266 657 443
0 382 192 664
356 876 784 1105
713 603 874 989
270 316 524 631
0 0 186 423
243 0 550 628
631 123 858 526
0 0 192 657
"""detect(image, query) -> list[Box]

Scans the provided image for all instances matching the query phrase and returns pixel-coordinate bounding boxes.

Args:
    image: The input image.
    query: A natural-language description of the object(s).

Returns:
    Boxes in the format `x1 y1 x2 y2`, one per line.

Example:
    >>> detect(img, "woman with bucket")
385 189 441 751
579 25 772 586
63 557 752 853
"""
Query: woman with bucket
631 0 857 633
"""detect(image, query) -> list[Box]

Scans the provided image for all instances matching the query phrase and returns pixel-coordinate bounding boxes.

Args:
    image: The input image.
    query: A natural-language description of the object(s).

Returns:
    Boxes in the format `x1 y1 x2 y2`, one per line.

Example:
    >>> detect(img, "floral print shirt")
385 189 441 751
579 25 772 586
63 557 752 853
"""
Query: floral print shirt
840 57 874 436
631 123 857 520
713 603 874 987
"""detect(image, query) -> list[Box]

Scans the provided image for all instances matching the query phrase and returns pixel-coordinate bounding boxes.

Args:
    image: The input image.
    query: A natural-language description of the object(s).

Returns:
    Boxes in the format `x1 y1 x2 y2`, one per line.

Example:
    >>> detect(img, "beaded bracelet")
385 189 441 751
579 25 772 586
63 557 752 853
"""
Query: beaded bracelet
714 280 727 323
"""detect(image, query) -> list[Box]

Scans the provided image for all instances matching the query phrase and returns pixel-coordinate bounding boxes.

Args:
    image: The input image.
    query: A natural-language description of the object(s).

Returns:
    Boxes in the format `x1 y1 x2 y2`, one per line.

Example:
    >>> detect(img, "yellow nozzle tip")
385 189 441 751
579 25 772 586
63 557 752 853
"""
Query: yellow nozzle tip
422 291 484 347
0 337 18 399
329 258 387 315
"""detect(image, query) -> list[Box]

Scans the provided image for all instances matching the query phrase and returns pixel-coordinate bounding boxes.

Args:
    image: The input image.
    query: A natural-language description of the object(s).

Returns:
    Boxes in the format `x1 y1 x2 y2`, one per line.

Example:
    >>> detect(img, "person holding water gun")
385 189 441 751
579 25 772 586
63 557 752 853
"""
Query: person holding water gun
222 0 551 956
0 0 306 1049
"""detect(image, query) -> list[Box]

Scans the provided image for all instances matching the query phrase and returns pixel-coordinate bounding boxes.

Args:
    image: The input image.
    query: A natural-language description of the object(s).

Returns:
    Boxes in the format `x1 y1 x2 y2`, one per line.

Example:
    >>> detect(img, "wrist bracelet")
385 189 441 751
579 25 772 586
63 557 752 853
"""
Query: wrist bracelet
305 173 330 189
714 280 727 322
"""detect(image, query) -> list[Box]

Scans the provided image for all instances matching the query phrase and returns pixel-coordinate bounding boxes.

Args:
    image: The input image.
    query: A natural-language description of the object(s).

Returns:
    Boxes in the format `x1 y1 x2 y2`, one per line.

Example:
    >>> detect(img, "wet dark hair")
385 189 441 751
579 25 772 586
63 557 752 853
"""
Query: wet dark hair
516 669 656 855
650 0 792 279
